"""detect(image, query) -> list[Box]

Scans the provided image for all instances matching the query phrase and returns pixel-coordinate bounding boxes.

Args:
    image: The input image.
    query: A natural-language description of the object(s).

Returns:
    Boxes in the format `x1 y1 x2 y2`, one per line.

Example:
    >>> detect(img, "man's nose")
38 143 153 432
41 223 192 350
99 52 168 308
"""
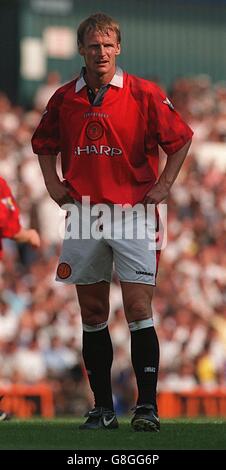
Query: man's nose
98 45 106 55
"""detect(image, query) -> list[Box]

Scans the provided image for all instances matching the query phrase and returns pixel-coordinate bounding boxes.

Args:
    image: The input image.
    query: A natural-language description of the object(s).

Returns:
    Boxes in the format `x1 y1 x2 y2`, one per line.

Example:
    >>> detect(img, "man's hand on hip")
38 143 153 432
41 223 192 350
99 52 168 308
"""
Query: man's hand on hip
46 180 74 207
143 183 169 205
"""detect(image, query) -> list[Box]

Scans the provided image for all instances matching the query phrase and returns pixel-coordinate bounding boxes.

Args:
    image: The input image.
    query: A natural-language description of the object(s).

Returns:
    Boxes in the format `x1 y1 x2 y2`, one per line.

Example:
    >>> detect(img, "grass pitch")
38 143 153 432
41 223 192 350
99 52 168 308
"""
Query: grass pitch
0 417 225 450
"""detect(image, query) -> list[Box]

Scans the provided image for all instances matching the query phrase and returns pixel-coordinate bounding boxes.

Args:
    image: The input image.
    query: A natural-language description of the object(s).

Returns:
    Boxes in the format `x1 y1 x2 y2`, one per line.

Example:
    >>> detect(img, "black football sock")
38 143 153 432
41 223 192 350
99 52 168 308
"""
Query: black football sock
130 320 159 409
82 324 114 411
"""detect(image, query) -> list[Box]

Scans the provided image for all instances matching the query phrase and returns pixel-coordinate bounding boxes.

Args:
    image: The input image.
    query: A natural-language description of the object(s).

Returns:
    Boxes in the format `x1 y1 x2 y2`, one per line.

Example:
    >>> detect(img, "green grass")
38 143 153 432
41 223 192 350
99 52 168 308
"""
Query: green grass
0 417 225 450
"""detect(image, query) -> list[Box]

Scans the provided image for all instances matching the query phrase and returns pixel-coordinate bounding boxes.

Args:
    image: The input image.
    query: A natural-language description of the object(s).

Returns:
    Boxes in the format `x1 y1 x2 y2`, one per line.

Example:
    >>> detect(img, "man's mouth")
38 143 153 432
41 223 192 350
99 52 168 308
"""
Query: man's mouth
96 61 108 65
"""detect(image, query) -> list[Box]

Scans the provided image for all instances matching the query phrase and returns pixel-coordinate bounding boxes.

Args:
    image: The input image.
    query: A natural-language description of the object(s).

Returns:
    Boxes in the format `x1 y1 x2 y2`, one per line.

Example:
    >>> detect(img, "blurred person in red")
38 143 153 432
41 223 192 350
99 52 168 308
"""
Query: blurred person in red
0 176 40 420
0 176 40 258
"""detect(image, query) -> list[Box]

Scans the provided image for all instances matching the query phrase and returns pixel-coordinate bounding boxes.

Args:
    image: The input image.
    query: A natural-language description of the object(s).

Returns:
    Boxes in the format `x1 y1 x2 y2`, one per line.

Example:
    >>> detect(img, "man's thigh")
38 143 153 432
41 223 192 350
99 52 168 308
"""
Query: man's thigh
108 206 160 286
56 237 113 285
111 236 160 286
56 200 113 285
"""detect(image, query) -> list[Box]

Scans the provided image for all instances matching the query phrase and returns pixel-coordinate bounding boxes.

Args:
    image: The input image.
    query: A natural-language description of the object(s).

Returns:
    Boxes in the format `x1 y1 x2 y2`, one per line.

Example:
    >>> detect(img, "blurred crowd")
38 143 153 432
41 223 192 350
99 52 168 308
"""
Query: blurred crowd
0 74 225 416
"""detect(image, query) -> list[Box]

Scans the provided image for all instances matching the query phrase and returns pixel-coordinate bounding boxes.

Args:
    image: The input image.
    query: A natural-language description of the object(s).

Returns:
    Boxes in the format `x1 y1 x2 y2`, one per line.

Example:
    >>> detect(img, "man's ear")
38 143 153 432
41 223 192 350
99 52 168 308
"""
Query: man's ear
115 44 121 56
78 42 85 56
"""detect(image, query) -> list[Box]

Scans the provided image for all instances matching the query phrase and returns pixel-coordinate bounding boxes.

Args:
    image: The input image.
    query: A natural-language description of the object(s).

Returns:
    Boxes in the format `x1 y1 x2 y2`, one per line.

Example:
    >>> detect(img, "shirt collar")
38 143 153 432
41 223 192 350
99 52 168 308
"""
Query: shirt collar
75 66 123 93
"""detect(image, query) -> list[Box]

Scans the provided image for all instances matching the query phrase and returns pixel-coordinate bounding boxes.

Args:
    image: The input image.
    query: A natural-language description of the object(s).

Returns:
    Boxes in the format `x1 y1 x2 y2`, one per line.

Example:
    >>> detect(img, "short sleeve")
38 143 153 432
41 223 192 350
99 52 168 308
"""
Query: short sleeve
0 180 21 238
149 84 193 155
31 90 62 156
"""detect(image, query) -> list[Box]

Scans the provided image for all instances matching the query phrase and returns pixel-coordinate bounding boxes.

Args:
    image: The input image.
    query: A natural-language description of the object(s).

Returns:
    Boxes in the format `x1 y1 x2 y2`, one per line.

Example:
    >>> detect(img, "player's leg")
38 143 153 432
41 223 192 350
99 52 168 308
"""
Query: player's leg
76 281 118 430
55 201 117 429
111 208 160 431
120 282 160 431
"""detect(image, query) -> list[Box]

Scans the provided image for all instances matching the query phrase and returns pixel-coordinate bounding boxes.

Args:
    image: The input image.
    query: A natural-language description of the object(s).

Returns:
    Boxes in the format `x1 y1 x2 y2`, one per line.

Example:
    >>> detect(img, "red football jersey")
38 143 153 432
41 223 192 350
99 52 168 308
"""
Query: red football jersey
32 68 193 205
0 177 21 258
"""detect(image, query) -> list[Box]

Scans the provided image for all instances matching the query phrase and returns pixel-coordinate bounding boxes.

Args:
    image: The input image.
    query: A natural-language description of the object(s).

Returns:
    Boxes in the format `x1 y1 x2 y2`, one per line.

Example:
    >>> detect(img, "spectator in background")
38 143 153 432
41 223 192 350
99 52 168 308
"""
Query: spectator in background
33 72 62 112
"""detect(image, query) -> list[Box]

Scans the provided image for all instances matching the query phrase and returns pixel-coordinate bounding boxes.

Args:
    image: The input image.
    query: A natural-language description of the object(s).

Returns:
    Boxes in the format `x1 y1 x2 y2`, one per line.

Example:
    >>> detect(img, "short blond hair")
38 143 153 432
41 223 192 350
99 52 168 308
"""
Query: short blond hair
77 12 121 45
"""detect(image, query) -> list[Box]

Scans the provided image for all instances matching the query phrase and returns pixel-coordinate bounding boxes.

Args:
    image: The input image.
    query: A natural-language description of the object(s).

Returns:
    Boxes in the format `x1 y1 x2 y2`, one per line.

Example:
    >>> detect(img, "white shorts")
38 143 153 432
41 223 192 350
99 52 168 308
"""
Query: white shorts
56 200 161 286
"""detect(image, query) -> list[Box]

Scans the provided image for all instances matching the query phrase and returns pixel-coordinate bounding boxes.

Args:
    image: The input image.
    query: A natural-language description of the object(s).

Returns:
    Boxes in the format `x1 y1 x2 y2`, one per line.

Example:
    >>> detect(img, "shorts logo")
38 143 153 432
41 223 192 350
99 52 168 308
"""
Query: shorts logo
86 121 103 140
57 262 72 279
136 270 153 276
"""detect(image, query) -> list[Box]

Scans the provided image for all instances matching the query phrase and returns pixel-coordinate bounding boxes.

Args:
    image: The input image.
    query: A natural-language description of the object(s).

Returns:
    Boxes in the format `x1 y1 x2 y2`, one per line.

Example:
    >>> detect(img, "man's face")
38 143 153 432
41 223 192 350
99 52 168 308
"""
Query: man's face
78 29 121 77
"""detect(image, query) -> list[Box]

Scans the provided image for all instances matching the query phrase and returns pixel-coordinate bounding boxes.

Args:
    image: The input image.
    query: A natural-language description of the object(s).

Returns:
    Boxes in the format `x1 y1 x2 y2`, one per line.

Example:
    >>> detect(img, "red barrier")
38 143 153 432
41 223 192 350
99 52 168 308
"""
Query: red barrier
158 388 226 417
0 383 54 418
1 385 225 418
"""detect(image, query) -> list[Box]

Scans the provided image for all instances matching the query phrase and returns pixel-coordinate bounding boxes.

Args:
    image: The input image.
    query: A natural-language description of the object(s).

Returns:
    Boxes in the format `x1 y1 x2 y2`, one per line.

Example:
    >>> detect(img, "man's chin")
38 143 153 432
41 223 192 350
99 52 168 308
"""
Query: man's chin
95 67 109 77
95 65 109 73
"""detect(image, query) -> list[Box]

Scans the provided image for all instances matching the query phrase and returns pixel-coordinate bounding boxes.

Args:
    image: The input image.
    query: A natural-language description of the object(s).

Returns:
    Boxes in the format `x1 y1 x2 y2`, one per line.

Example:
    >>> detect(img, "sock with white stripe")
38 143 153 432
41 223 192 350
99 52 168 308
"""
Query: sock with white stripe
129 318 159 408
82 323 114 411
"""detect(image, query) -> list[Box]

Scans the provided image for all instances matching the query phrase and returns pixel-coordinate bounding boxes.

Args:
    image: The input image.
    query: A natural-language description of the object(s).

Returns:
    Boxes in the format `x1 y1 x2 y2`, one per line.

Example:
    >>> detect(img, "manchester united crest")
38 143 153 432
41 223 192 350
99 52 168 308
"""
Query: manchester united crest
57 262 72 279
86 121 103 140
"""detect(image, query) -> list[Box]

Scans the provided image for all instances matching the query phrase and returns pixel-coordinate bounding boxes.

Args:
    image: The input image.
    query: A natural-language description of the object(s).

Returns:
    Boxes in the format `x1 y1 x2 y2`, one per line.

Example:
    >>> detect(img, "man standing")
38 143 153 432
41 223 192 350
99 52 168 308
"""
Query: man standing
32 13 193 431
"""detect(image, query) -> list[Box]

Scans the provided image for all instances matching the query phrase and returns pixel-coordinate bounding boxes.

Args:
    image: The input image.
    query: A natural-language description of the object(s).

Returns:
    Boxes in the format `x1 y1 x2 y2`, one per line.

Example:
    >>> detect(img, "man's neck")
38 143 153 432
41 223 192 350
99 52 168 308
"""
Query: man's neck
84 68 116 92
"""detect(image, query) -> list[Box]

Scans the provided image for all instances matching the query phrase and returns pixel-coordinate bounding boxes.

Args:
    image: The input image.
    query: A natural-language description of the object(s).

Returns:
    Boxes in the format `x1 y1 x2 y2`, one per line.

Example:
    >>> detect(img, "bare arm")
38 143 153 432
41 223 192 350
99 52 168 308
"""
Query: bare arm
14 228 40 247
143 139 192 204
38 155 74 206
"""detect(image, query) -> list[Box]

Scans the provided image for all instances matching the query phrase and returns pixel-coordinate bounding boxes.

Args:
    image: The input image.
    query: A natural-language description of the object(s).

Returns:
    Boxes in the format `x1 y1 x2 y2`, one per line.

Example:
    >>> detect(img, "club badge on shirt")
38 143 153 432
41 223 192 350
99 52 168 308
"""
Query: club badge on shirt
86 121 104 140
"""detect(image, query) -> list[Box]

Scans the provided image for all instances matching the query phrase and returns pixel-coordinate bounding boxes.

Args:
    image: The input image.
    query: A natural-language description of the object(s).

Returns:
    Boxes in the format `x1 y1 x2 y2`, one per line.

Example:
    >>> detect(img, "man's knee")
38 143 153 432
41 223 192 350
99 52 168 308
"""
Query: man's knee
80 298 109 325
121 282 154 323
124 300 152 323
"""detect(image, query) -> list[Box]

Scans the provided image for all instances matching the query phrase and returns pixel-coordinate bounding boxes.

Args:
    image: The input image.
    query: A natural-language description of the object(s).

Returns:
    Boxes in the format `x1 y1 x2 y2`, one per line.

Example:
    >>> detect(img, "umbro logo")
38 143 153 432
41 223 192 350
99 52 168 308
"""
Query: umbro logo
136 271 153 276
